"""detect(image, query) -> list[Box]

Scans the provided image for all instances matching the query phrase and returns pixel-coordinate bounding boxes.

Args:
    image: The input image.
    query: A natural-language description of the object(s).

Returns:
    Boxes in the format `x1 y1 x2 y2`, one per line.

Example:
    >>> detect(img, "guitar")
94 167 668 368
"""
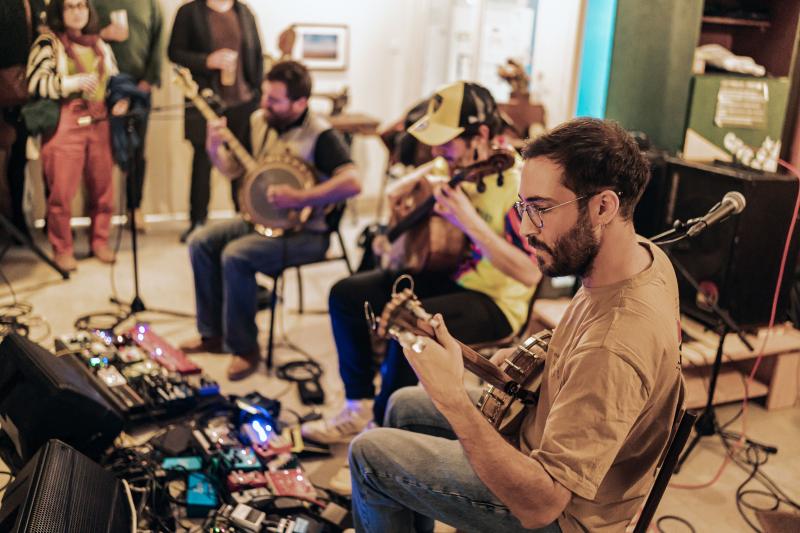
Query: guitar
366 279 549 431
172 65 316 236
379 148 517 273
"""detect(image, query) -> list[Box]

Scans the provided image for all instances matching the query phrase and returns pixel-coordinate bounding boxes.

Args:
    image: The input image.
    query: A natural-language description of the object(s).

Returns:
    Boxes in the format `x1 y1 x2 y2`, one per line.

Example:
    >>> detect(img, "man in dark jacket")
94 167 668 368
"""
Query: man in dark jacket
0 0 46 241
168 0 263 242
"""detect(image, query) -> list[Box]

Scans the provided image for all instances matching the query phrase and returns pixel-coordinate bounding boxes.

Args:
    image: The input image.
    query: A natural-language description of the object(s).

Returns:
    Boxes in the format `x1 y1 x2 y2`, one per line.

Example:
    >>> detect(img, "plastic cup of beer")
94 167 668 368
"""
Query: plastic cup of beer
221 51 238 86
109 9 129 41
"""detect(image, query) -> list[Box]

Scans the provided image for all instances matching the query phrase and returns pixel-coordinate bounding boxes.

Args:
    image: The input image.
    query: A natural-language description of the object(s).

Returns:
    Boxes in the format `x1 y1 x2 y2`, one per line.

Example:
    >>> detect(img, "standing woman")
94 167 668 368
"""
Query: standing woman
27 0 126 271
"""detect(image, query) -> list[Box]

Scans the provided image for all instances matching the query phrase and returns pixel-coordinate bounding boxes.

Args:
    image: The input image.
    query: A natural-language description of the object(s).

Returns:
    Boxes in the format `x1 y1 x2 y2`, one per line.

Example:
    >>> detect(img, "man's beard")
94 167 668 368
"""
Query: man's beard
266 110 292 129
527 209 600 278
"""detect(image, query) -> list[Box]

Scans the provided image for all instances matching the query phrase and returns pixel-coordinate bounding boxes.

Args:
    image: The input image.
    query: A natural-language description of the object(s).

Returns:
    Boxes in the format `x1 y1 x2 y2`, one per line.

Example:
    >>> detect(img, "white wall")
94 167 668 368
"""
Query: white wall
137 0 585 216
247 0 432 201
530 0 585 127
140 0 434 216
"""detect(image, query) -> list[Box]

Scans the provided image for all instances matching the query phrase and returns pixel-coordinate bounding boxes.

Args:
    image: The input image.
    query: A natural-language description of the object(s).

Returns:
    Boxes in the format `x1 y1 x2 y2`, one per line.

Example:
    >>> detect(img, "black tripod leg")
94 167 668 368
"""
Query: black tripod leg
0 213 69 279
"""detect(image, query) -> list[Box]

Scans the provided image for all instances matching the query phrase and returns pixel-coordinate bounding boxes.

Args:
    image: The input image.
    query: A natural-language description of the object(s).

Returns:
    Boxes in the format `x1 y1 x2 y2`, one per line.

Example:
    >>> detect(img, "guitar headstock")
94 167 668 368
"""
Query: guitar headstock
172 65 199 98
365 282 435 349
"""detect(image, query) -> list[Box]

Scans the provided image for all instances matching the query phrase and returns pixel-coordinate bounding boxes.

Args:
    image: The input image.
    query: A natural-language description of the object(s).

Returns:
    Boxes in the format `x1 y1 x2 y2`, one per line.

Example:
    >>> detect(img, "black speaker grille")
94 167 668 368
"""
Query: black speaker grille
28 442 70 533
22 440 126 533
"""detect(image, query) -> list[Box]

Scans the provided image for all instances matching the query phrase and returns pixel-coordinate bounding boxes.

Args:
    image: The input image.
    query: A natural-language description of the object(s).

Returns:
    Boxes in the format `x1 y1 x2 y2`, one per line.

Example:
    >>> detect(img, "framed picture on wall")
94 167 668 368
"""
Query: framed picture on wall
291 24 349 71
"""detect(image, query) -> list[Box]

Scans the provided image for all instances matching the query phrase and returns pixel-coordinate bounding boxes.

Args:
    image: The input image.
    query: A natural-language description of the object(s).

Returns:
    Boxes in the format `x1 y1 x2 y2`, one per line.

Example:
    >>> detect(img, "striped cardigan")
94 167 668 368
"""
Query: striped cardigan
26 31 118 100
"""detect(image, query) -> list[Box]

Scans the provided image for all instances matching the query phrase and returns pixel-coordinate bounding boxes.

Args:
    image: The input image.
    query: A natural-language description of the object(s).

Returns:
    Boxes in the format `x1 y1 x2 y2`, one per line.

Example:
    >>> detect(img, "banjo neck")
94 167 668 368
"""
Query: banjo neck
179 84 258 174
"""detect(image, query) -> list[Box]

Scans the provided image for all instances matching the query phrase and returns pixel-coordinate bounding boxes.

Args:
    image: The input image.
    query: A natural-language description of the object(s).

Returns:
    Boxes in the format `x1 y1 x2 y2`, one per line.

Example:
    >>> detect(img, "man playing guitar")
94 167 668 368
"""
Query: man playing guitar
348 118 684 532
302 82 541 443
180 61 360 380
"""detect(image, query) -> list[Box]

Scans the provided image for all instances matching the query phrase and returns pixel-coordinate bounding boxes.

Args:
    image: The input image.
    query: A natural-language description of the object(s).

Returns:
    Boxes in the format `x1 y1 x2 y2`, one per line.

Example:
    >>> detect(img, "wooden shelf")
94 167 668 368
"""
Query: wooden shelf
684 367 769 409
702 16 771 29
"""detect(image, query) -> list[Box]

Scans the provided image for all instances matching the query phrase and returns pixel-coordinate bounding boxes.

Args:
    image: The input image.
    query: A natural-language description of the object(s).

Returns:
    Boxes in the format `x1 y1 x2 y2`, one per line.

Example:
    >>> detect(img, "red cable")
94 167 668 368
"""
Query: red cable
743 159 800 436
672 159 800 490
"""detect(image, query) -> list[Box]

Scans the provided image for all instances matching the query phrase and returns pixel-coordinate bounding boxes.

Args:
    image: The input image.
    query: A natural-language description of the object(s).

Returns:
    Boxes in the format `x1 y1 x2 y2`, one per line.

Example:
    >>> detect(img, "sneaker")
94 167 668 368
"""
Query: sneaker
301 399 374 444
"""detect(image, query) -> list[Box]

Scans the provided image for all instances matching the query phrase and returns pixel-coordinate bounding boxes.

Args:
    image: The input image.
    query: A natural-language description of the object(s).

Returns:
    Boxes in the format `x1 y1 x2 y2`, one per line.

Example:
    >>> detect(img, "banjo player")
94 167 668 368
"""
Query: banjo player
180 60 361 380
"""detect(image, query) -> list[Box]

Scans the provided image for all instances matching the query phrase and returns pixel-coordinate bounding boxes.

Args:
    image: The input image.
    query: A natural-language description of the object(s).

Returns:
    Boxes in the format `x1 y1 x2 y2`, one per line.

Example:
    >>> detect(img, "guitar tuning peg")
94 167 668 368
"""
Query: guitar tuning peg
497 170 504 187
477 178 486 194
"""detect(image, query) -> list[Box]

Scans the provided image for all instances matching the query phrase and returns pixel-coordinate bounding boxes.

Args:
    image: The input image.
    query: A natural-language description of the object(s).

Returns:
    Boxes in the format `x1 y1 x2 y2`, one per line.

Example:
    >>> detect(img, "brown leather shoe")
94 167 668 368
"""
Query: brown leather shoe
134 208 147 234
92 245 116 264
226 352 260 381
179 336 225 354
54 253 78 272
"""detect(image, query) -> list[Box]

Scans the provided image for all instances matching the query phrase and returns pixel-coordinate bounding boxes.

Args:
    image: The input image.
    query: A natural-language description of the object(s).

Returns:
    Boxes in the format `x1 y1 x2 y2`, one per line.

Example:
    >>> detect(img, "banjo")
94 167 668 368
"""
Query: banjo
173 66 316 236
366 277 550 432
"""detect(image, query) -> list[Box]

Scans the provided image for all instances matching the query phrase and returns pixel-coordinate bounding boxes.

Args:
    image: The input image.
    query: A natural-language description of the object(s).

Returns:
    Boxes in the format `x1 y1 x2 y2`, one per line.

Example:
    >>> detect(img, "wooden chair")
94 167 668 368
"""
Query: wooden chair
632 400 697 533
293 203 353 314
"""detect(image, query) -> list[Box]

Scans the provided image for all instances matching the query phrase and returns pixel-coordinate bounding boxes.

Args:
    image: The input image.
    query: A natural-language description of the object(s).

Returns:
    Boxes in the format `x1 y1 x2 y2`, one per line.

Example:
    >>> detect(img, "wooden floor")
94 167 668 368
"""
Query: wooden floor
1 218 798 532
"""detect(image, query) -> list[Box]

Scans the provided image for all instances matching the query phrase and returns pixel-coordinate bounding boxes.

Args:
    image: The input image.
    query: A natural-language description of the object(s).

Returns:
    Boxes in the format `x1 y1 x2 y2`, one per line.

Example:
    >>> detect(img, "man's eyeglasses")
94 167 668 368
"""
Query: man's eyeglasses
514 196 587 229
514 190 621 229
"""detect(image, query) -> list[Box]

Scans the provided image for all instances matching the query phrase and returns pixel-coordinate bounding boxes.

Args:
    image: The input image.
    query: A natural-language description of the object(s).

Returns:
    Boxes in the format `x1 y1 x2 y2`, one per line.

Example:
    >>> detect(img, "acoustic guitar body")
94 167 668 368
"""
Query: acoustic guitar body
386 177 466 273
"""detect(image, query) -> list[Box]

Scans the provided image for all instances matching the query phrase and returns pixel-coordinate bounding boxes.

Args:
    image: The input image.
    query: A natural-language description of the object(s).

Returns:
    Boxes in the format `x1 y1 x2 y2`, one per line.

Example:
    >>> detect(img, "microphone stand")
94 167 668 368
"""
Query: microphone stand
0 215 70 280
651 220 757 472
89 106 194 327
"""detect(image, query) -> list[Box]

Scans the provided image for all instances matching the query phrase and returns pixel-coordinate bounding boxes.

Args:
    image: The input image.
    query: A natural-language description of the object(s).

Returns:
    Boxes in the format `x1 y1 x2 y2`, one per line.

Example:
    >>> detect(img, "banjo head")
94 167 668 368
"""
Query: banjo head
240 154 315 231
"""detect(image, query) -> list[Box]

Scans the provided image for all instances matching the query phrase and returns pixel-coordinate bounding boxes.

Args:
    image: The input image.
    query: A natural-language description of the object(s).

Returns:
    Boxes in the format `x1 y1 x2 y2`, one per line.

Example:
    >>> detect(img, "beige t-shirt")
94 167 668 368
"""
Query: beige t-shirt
519 239 683 532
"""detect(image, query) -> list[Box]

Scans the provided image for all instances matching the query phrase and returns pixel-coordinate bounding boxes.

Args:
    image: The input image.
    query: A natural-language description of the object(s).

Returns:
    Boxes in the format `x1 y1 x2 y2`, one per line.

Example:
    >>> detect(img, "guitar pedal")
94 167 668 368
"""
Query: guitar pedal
266 468 316 500
226 470 267 491
223 446 261 471
97 366 126 387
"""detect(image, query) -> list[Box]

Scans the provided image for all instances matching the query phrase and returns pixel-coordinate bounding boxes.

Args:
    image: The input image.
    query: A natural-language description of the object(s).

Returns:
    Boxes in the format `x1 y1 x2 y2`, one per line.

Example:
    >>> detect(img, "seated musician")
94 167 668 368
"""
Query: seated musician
348 118 684 532
302 81 541 443
180 60 360 380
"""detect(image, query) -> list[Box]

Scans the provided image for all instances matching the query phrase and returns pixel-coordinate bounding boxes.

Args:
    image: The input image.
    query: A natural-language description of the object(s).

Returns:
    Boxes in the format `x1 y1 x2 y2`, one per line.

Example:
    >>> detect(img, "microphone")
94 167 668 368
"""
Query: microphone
686 191 746 237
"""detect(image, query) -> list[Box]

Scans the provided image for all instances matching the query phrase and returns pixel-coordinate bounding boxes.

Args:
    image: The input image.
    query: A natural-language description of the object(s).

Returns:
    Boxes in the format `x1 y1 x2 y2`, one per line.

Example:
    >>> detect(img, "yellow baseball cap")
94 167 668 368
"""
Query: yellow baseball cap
407 81 498 146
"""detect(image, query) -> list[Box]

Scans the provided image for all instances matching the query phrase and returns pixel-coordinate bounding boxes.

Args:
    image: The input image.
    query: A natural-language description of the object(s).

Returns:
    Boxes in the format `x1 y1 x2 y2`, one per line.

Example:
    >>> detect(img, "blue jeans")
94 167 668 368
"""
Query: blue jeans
187 218 329 355
349 387 561 533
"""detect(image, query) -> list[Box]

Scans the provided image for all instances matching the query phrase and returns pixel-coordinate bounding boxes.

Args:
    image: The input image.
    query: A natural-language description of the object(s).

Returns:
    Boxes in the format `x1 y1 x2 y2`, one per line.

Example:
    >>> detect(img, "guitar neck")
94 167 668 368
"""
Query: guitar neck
456 340 514 390
185 92 257 173
411 319 512 390
385 170 469 243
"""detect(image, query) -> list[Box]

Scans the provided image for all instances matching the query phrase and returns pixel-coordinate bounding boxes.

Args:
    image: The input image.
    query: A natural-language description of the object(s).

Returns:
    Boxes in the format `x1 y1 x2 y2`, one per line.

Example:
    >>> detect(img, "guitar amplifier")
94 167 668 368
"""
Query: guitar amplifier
0 439 131 533
663 159 800 328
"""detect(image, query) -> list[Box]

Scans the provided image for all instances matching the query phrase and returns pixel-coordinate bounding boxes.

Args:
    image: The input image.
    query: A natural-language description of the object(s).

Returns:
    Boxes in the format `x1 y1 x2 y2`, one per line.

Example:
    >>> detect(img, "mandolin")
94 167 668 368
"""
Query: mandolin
366 278 549 432
381 148 516 273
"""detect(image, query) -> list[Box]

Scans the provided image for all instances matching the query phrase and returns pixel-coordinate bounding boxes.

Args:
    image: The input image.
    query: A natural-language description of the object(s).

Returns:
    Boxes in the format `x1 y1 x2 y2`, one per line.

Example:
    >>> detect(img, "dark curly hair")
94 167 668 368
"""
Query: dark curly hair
266 61 312 101
523 118 650 219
